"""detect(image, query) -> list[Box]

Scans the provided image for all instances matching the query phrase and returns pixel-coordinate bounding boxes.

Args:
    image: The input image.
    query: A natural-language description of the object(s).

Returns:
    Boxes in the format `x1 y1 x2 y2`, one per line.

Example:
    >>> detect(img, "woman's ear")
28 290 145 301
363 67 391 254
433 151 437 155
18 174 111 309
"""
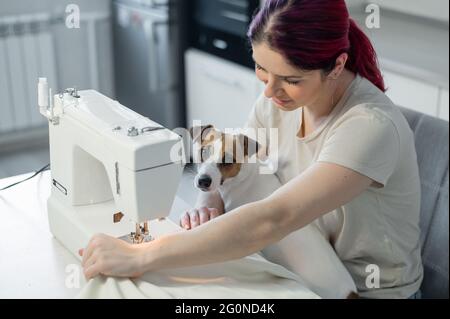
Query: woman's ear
330 52 349 79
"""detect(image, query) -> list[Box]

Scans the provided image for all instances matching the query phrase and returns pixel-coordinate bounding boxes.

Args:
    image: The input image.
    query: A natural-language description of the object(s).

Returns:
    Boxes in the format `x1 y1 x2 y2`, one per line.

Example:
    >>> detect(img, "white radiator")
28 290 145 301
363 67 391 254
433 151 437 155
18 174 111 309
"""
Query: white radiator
0 14 58 133
0 11 110 140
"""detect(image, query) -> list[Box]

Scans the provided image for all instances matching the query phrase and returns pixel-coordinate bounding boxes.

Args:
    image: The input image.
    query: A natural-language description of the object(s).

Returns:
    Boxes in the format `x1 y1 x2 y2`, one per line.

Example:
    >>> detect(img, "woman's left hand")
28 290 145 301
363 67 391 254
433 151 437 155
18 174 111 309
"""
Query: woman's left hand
79 233 145 280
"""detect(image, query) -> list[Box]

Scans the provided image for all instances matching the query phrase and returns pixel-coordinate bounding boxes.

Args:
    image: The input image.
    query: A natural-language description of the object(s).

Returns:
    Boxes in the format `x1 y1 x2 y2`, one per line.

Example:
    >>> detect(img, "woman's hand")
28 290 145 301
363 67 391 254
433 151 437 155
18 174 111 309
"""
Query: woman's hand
79 233 145 280
180 207 221 230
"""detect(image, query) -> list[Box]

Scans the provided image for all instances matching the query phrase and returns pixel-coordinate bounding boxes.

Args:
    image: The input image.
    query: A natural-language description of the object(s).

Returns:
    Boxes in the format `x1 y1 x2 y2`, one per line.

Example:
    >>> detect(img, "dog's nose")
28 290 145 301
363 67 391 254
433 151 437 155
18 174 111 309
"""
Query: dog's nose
197 175 212 189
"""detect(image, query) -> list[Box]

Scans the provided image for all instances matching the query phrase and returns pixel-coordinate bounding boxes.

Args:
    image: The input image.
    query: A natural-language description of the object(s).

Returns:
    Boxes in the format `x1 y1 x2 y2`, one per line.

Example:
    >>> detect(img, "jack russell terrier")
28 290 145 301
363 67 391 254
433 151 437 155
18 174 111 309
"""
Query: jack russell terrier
188 125 358 299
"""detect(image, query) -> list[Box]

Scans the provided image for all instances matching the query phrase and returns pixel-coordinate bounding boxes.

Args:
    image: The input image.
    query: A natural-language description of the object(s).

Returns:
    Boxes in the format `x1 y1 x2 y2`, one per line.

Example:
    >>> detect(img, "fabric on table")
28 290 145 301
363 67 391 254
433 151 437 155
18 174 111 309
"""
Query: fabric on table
76 253 320 299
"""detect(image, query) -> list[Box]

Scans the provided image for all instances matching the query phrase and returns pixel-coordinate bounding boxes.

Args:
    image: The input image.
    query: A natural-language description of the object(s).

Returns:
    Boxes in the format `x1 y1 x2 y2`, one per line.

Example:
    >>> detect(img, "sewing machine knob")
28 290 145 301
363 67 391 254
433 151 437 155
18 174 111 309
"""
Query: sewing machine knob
127 126 139 137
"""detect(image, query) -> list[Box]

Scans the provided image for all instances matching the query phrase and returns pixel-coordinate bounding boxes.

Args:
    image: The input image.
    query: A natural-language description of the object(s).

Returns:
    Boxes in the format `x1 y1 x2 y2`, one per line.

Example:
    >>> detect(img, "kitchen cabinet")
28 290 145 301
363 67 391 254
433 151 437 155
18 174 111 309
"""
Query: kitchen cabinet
185 48 261 130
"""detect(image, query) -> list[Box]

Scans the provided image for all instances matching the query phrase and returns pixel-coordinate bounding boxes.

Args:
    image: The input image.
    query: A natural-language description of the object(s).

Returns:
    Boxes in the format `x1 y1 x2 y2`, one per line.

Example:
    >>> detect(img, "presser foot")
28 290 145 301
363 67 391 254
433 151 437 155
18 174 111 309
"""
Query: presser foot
129 233 154 244
129 221 153 244
118 232 154 244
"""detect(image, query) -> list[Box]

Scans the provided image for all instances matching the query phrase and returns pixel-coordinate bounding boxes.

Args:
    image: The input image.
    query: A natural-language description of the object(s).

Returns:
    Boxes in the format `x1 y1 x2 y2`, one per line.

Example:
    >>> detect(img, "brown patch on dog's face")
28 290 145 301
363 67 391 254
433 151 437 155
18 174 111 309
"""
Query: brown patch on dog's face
190 125 221 162
215 133 263 183
200 130 223 162
215 134 244 183
218 161 241 181
191 127 263 185
191 126 261 162
239 134 261 159
203 129 220 146
189 125 215 145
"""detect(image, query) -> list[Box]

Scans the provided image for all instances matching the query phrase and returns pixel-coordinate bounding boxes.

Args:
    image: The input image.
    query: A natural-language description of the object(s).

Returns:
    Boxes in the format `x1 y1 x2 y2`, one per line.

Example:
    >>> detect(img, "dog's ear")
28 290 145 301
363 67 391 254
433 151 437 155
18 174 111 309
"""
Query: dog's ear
239 134 263 159
189 125 214 143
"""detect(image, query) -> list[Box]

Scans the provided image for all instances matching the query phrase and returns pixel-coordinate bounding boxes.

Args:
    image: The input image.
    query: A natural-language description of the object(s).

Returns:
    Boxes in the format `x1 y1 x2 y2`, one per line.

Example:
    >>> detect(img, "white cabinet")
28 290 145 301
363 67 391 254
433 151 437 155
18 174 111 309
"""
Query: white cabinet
382 70 441 117
185 49 261 130
438 88 449 121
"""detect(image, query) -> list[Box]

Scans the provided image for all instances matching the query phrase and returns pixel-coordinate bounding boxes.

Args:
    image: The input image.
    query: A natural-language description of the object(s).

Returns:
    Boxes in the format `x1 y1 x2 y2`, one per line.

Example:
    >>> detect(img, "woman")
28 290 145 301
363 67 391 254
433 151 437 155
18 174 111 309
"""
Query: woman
79 0 423 299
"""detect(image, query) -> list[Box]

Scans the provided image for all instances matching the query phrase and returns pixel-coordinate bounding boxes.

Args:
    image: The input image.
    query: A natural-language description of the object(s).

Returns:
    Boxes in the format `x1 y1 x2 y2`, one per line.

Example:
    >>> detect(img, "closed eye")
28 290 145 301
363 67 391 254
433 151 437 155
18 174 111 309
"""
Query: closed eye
285 79 301 85
256 63 301 85
255 63 266 72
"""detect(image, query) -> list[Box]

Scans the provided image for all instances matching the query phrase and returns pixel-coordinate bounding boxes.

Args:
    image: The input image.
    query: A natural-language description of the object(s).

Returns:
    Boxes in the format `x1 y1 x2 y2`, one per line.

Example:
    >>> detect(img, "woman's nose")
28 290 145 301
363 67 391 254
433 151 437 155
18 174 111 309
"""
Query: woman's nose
263 76 280 99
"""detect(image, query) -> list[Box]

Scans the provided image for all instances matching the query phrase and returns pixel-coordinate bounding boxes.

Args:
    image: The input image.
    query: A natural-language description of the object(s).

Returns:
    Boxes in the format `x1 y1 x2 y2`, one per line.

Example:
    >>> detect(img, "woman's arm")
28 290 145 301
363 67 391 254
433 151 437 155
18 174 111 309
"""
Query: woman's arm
80 162 373 279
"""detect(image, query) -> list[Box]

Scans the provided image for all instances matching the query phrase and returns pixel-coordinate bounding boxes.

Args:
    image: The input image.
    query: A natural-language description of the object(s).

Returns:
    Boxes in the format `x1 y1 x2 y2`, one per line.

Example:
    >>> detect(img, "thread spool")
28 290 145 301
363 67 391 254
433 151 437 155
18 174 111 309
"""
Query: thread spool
38 77 48 108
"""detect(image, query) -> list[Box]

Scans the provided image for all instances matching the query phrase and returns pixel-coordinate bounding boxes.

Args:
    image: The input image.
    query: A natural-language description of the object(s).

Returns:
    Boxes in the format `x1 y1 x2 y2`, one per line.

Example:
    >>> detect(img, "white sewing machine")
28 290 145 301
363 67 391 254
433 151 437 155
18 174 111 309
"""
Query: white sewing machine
38 78 185 259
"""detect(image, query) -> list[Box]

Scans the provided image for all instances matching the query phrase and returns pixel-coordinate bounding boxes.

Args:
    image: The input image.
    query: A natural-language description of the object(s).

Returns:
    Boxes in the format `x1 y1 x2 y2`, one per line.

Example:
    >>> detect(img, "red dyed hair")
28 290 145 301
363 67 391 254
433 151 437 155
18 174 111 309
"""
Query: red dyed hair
248 0 386 92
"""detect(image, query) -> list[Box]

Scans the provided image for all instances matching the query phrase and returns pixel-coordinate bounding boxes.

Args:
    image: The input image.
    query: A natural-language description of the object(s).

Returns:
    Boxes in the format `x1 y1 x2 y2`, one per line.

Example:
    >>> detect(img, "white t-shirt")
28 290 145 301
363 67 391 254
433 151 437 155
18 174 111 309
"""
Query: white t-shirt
245 74 424 299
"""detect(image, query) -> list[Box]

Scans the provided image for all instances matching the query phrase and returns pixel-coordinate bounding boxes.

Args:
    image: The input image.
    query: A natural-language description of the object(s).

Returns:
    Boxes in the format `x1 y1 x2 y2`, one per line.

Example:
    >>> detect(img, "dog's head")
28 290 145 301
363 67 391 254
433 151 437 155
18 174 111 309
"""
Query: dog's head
189 125 263 192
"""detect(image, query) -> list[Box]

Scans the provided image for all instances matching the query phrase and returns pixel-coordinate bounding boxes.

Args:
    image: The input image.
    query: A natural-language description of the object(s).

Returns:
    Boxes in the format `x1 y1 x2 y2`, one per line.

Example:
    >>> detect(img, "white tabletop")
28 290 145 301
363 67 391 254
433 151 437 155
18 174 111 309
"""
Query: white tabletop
0 171 192 299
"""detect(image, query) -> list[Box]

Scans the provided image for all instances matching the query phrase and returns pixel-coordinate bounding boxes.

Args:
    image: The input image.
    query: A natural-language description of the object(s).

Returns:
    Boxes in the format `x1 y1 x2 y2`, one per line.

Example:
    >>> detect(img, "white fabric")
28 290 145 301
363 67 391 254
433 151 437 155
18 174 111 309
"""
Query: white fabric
76 253 320 299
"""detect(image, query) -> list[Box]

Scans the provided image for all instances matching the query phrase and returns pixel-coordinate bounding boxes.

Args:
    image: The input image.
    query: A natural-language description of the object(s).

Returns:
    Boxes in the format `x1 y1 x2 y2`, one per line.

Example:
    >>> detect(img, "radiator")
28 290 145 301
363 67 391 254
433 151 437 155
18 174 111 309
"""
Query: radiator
0 11 110 138
0 14 58 133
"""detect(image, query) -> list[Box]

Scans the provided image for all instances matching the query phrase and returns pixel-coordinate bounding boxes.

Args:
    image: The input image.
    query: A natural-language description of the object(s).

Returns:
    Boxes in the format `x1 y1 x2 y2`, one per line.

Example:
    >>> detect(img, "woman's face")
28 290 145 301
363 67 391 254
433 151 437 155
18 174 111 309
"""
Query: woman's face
252 42 329 112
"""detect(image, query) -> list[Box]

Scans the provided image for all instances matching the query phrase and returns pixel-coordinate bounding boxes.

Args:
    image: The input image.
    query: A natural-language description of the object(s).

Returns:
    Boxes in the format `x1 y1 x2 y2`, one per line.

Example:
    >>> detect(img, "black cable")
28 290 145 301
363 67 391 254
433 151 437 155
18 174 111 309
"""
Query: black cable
0 163 50 191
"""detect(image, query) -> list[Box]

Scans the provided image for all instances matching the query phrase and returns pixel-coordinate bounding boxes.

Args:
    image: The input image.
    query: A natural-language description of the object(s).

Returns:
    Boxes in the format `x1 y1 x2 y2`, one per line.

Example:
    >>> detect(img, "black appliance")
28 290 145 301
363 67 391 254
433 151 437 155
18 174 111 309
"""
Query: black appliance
112 0 185 129
190 0 260 69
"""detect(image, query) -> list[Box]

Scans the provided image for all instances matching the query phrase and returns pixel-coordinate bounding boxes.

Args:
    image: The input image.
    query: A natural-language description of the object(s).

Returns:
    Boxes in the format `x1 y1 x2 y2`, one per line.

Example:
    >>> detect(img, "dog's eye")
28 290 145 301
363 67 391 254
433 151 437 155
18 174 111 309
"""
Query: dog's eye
201 147 211 161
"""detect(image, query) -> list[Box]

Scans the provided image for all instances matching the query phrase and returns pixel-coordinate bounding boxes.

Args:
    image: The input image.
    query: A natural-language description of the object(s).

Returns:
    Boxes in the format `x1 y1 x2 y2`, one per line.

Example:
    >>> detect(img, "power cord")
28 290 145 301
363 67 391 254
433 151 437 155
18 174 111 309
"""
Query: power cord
0 163 50 191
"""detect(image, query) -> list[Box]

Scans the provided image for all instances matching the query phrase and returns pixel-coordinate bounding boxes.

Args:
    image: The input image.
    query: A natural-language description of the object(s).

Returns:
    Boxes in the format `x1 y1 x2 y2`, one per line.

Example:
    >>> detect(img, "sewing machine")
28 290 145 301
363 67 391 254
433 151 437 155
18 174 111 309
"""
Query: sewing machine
38 78 185 259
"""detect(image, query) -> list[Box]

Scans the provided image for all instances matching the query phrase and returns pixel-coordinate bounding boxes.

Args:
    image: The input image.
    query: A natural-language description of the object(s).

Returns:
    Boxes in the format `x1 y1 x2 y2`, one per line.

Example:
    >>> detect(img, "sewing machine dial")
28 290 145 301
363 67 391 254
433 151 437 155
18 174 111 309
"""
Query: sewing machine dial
111 123 166 138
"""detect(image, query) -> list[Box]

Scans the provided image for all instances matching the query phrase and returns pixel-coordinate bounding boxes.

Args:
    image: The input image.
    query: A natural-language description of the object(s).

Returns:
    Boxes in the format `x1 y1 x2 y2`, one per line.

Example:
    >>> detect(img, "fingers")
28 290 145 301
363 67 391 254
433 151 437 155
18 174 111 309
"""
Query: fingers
180 211 191 230
81 234 109 279
84 250 98 271
189 209 200 228
81 233 103 267
180 207 221 230
82 242 101 279
198 207 211 225
82 241 94 267
78 249 84 257
209 208 220 219
84 262 102 280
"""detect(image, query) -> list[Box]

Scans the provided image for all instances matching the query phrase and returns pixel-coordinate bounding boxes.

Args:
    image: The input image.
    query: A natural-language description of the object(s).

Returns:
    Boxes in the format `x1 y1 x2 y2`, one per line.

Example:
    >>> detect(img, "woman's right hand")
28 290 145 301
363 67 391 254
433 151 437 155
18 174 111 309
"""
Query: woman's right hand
180 207 221 230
